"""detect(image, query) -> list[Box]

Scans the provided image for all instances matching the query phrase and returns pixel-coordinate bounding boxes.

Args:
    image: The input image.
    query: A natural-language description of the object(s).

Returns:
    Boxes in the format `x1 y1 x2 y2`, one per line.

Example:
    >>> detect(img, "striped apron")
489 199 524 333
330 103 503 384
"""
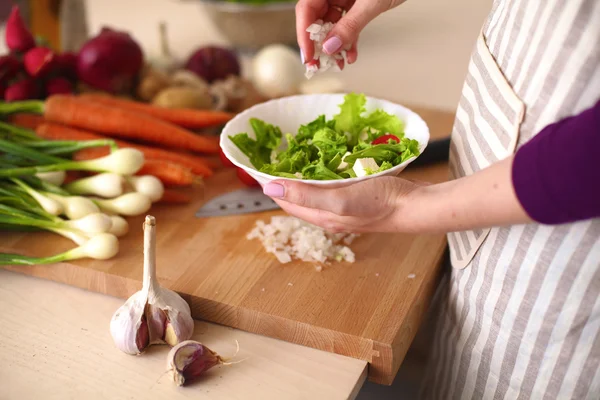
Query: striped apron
421 1 600 399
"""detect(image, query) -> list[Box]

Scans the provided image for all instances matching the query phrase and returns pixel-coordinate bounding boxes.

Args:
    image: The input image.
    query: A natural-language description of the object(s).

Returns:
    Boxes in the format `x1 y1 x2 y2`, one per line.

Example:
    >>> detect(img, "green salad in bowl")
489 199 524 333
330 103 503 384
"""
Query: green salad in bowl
220 93 429 186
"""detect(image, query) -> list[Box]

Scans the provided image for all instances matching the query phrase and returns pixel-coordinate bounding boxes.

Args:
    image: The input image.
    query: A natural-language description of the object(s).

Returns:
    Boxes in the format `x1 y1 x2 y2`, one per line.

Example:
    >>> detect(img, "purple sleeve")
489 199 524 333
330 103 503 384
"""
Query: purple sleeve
512 98 600 225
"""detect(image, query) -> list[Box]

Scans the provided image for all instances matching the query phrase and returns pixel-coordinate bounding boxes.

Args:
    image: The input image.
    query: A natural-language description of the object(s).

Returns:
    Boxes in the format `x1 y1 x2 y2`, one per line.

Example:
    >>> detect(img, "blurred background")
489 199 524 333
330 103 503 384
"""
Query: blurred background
1 0 491 113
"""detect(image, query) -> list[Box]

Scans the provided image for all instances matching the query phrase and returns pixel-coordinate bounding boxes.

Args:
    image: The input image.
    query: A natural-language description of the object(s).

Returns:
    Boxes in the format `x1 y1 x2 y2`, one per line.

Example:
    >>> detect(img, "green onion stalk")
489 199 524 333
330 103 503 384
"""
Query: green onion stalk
0 233 119 265
0 139 144 177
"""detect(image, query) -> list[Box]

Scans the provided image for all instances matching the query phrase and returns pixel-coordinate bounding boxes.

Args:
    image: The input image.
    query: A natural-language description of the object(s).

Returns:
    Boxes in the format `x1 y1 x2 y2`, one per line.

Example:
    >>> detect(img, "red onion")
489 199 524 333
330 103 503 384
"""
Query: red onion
5 5 36 53
185 46 240 83
54 52 78 80
45 77 74 95
4 78 39 101
23 47 56 78
76 27 144 94
0 54 22 84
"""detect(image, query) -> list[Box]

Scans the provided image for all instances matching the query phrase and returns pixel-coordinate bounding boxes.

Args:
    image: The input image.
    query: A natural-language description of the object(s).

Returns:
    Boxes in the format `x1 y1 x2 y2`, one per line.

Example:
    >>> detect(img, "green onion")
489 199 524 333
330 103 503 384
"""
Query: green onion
0 233 119 265
64 172 124 198
0 141 144 177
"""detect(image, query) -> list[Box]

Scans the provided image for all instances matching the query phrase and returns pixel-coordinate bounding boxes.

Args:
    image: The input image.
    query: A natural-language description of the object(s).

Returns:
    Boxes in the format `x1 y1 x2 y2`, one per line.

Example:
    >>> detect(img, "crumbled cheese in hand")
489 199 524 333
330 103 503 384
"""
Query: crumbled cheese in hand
247 216 359 265
305 20 347 79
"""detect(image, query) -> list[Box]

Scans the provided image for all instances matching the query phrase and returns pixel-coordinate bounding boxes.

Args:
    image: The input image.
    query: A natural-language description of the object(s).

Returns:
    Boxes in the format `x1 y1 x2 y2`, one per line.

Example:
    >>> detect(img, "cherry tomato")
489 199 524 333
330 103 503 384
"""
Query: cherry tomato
219 148 236 168
237 168 259 187
372 134 400 145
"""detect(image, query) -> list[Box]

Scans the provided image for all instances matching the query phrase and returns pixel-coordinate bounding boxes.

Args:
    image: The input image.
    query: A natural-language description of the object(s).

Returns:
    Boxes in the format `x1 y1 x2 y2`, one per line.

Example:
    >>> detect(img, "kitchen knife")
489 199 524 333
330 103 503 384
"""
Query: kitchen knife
195 137 451 218
195 187 279 218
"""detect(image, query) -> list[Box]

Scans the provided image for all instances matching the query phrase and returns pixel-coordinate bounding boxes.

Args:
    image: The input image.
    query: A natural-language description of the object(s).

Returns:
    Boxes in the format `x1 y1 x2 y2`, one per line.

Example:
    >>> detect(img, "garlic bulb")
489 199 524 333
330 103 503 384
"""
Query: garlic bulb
109 215 194 355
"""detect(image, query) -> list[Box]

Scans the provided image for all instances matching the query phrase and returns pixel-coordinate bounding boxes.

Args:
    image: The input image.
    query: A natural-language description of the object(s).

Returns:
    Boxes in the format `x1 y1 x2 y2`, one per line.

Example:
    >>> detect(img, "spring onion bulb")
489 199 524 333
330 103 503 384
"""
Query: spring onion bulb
0 148 145 177
12 179 63 216
76 149 145 175
64 173 124 198
126 175 164 202
50 228 91 246
0 233 120 265
108 215 129 237
93 193 152 217
46 192 100 219
35 171 66 186
63 212 113 234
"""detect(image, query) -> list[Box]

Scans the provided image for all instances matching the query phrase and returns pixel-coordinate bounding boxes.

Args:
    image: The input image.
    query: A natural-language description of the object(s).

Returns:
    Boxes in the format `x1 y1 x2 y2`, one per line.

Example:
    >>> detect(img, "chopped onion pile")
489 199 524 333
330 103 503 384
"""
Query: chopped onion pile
247 216 358 266
305 20 347 79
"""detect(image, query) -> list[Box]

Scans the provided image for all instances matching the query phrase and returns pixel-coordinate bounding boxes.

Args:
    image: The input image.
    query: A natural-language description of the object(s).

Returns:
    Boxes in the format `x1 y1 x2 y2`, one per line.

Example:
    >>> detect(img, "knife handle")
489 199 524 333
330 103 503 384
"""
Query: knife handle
406 136 451 169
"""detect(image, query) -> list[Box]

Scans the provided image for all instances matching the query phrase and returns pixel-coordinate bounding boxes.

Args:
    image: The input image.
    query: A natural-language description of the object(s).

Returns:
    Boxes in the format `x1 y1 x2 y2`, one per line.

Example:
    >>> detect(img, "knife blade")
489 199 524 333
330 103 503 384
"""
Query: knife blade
195 136 450 218
195 187 279 218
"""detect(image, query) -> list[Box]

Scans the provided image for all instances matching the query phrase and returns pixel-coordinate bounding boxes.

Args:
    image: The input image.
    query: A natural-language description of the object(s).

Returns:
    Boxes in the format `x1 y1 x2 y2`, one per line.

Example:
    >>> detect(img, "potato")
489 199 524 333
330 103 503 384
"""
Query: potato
137 65 172 102
152 86 213 109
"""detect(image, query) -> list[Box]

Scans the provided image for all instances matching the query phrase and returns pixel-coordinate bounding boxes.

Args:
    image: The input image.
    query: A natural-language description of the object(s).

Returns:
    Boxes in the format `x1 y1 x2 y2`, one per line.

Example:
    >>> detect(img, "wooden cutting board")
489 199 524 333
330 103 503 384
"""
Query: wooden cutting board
0 106 454 385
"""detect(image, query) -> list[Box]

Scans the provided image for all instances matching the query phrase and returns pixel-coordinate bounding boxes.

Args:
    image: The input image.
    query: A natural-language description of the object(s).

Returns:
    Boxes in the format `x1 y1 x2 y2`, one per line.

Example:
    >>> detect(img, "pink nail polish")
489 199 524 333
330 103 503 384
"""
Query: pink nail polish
323 36 342 55
264 183 285 198
300 50 305 64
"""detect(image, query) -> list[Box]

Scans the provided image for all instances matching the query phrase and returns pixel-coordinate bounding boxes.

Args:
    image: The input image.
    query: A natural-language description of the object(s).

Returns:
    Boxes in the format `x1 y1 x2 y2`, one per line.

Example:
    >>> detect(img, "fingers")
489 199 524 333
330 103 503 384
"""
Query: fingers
346 39 358 64
275 200 363 234
321 0 382 56
296 0 327 63
265 180 346 214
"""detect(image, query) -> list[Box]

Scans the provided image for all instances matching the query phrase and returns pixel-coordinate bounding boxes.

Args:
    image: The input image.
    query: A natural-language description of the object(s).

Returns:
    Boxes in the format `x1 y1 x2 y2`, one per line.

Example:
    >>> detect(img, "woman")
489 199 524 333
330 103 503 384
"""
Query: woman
263 0 600 398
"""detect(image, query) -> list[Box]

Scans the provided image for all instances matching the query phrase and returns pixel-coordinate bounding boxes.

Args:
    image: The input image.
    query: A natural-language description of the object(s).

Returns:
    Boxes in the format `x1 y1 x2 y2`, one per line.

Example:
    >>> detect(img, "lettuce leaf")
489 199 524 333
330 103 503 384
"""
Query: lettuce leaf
296 115 336 142
311 127 348 165
333 93 366 145
345 138 421 166
302 160 343 180
361 110 404 137
228 117 282 169
366 161 393 175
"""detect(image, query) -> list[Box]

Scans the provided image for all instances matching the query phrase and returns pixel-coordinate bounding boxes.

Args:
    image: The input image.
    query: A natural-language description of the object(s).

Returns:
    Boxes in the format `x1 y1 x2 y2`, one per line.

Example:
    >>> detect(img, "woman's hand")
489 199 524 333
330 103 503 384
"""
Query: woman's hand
296 0 406 66
262 156 534 235
263 176 425 233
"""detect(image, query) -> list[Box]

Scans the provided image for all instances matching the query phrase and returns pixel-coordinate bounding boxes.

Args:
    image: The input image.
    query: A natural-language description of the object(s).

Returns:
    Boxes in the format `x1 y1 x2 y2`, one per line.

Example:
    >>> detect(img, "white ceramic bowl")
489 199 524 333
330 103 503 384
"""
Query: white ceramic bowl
219 93 430 188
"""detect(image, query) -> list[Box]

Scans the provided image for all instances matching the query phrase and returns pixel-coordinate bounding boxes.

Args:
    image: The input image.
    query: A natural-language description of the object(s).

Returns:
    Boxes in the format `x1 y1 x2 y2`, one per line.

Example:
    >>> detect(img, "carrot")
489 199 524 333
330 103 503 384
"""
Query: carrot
38 95 220 154
36 122 217 175
7 113 45 130
136 159 197 186
79 93 235 129
158 189 192 204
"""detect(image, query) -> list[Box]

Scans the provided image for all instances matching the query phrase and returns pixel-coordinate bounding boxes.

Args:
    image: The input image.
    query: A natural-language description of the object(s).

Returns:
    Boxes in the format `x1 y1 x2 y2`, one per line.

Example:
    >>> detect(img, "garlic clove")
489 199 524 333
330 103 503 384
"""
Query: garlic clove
151 287 194 346
109 292 149 355
166 340 224 386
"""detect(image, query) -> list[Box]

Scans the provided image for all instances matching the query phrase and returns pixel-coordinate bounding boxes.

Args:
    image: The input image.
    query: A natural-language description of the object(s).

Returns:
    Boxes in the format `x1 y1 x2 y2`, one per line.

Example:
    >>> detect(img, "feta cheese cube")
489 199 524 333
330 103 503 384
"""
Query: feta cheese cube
337 151 352 170
352 158 380 177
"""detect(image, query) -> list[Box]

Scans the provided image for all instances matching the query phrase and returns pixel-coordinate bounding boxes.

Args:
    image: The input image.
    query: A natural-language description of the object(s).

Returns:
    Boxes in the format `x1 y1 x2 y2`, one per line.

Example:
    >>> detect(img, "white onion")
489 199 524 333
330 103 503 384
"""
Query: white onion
252 44 304 98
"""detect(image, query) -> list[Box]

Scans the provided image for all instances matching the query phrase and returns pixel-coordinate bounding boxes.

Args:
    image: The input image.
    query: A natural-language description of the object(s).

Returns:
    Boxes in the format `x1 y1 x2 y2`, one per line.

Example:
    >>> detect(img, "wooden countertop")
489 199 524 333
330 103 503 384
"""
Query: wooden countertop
0 105 455 399
0 270 368 400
